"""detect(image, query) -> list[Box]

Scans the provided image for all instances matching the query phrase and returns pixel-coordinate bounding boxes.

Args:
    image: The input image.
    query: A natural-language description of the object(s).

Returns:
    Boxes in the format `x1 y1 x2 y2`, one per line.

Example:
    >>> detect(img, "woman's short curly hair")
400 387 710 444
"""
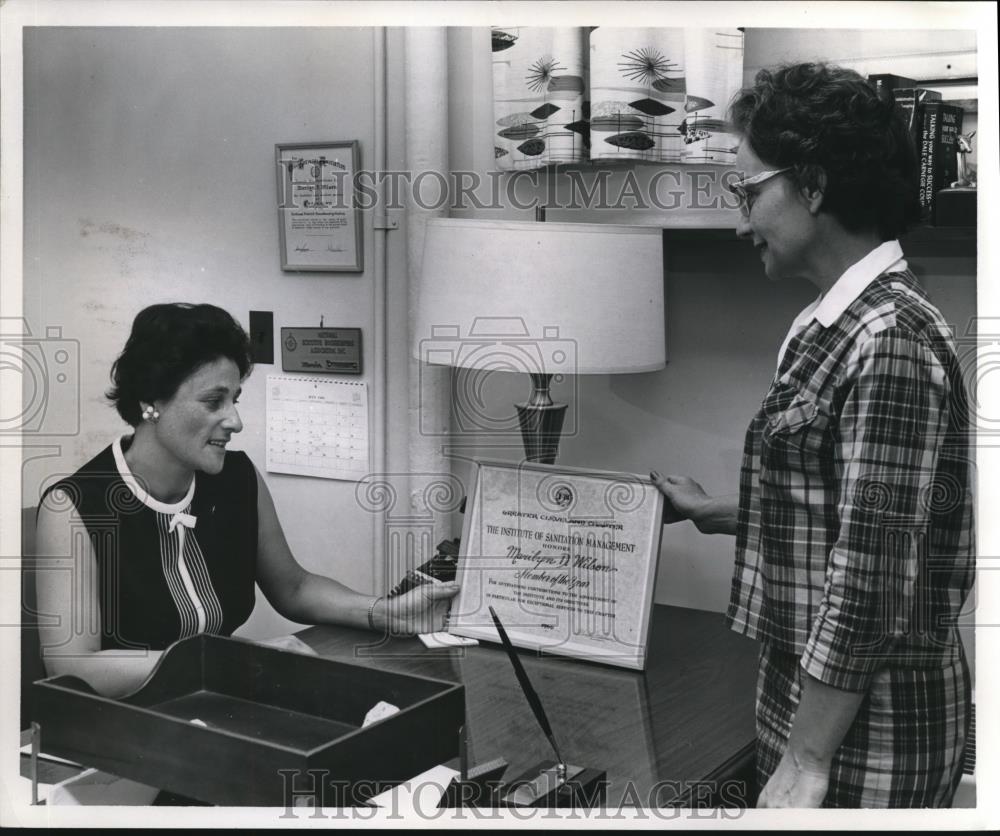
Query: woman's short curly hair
107 303 253 426
729 62 922 240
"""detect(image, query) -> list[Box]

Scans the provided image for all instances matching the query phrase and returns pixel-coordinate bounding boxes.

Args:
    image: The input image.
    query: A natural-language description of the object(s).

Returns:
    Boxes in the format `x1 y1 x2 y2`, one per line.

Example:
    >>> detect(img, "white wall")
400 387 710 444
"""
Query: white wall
22 27 386 639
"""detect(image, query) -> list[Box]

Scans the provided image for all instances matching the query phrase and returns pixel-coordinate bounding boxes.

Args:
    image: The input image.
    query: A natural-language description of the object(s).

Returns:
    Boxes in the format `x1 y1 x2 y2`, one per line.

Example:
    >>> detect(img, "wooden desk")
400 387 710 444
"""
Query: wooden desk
297 604 758 807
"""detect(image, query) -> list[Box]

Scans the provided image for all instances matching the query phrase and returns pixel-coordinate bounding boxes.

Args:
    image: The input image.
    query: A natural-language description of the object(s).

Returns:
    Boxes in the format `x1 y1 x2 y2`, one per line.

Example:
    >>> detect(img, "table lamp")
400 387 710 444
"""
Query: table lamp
413 217 665 463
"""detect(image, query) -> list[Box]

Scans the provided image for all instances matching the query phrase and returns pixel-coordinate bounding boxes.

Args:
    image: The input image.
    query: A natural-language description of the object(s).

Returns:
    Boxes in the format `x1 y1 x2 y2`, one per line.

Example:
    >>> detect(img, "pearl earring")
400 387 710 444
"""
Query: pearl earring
142 405 160 422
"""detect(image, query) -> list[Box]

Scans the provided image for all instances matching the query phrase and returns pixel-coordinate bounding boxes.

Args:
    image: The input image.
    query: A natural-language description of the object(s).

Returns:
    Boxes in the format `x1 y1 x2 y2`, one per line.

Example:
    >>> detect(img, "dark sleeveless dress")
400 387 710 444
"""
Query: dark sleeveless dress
40 436 258 650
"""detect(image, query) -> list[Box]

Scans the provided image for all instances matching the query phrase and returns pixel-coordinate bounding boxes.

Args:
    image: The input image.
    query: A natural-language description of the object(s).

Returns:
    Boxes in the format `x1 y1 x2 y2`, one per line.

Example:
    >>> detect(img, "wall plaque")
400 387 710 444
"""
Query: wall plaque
280 327 362 374
275 140 363 272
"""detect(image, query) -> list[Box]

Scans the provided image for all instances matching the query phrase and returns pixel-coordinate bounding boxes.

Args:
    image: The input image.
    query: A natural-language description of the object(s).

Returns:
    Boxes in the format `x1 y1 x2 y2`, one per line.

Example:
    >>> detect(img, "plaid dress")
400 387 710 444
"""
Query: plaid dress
727 267 974 807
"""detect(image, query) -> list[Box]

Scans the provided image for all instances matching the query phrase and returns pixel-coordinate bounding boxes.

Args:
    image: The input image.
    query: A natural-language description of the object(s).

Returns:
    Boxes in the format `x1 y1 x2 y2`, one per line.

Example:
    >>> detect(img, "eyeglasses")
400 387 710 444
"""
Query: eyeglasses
727 167 792 216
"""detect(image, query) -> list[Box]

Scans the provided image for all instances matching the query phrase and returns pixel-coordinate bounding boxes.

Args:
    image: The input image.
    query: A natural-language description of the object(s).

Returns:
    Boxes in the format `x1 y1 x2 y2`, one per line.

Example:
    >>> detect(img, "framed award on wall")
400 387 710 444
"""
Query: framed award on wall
275 140 363 272
448 459 664 670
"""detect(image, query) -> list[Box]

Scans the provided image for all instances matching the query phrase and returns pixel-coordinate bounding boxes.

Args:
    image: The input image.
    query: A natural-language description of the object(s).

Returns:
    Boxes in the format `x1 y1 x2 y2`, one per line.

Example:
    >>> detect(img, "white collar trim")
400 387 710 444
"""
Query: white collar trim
112 435 195 514
813 240 907 328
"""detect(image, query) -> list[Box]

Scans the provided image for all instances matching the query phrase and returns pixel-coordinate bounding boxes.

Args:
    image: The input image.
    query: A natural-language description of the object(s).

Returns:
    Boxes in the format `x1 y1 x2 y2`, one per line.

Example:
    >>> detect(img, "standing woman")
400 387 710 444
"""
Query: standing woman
35 303 458 698
651 63 974 808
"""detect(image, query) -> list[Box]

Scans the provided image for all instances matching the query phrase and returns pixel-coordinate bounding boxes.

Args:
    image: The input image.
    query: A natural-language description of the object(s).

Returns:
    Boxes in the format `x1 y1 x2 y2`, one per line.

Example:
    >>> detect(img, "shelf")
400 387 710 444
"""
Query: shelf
663 225 974 241
902 225 977 243
662 225 976 258
901 225 976 258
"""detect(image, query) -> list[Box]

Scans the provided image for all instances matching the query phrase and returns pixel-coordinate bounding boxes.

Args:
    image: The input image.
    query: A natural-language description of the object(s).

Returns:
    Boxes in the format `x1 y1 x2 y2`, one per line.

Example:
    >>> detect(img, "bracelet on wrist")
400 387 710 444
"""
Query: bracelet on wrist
368 595 384 631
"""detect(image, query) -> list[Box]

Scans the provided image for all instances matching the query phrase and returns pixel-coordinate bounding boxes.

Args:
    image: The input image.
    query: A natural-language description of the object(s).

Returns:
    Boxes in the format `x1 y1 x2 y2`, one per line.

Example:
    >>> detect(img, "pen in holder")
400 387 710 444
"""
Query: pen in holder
488 607 607 808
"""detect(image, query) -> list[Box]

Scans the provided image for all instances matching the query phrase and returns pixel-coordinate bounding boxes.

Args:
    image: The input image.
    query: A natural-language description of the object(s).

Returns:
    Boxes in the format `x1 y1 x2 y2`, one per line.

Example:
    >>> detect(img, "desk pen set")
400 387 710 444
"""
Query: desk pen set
439 607 607 809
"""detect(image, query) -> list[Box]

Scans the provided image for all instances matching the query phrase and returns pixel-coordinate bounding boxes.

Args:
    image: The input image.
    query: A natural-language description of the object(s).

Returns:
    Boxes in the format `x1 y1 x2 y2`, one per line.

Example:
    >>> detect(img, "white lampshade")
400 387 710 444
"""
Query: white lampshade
413 218 665 377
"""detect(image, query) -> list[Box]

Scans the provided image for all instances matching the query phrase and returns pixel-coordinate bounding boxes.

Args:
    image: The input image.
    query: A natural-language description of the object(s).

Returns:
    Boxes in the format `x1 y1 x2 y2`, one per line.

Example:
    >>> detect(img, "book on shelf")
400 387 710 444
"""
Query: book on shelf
868 73 918 95
893 87 943 148
918 100 964 224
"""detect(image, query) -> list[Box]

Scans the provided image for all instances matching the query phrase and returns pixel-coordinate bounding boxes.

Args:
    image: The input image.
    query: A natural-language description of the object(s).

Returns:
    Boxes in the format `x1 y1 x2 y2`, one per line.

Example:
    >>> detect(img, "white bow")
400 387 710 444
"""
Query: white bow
168 511 198 533
169 511 198 557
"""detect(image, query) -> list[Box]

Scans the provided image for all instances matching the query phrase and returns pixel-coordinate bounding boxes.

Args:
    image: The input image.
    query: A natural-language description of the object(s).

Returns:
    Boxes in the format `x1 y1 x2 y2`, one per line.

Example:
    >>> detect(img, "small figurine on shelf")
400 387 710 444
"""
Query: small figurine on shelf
936 130 977 226
951 131 977 189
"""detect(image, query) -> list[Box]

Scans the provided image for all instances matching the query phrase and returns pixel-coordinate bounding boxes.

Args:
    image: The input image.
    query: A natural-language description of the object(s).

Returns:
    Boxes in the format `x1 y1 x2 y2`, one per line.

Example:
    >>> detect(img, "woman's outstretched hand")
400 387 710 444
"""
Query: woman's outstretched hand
385 582 461 635
650 471 710 524
649 472 739 535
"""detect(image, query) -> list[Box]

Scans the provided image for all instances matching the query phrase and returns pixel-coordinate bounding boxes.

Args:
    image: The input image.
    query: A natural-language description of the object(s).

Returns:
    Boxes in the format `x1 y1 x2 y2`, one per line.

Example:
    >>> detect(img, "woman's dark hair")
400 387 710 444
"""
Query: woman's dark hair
108 303 253 426
728 62 922 240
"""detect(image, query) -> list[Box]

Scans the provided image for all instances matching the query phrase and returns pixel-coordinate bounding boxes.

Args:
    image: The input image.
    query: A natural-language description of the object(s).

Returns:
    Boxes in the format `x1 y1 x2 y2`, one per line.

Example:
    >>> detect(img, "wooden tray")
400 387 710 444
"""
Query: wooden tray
32 634 464 806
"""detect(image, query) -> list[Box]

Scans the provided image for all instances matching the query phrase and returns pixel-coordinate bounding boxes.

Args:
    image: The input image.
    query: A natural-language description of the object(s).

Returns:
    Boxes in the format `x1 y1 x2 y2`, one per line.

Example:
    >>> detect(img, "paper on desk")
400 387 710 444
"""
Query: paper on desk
251 634 318 655
363 701 400 727
49 768 160 805
367 764 460 813
419 632 478 649
17 774 54 805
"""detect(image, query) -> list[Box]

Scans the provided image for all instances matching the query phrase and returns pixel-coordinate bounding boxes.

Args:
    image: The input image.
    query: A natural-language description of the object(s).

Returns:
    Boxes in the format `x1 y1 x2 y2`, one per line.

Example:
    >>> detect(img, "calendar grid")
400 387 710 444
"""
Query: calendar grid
265 375 370 481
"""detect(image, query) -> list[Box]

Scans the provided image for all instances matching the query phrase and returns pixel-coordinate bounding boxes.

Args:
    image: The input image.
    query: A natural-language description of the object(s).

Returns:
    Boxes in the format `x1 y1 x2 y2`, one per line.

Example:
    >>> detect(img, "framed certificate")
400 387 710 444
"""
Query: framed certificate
448 459 664 670
275 140 363 272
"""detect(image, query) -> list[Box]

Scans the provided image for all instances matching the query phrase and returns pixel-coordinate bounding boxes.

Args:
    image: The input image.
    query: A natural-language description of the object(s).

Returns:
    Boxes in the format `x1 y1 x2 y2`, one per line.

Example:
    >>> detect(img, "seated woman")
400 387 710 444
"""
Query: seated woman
35 302 459 697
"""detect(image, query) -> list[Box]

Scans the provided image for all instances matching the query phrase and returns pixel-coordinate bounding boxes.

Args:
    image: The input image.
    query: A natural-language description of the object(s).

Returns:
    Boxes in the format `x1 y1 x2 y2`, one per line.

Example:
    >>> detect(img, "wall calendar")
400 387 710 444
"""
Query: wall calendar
265 375 369 481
